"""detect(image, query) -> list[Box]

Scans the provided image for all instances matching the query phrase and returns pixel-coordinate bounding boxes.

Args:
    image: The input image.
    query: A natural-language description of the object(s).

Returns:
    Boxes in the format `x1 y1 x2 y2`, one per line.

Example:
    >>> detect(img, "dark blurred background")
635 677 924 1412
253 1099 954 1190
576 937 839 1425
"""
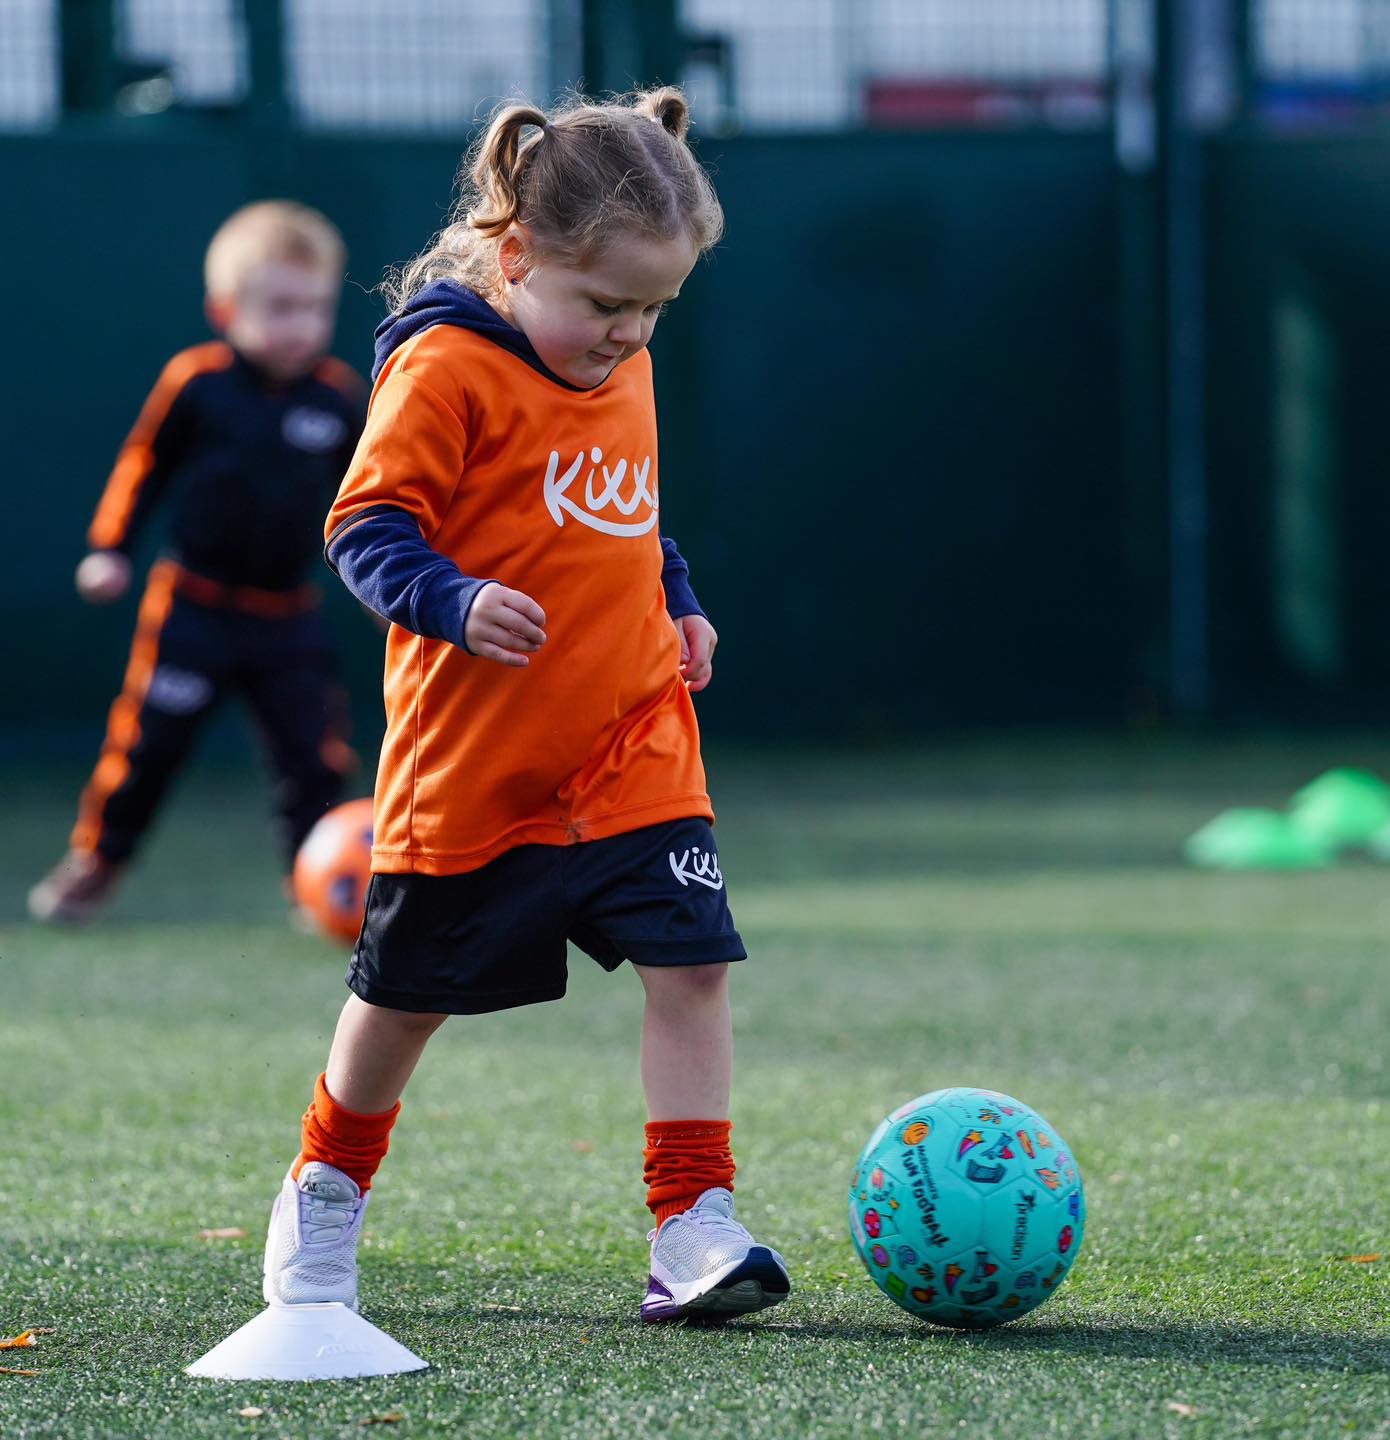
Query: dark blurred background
4 0 1389 752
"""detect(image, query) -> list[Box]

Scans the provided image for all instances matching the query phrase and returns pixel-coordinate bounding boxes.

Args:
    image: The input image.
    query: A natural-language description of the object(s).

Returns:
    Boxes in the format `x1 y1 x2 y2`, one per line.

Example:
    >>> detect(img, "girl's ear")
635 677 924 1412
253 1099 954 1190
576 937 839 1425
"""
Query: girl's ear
498 228 533 286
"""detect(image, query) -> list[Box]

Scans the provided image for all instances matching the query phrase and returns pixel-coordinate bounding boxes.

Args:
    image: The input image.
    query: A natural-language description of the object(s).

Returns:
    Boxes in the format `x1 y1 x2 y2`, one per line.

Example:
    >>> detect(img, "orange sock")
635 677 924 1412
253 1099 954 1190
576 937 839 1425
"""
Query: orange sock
291 1073 399 1192
644 1119 735 1229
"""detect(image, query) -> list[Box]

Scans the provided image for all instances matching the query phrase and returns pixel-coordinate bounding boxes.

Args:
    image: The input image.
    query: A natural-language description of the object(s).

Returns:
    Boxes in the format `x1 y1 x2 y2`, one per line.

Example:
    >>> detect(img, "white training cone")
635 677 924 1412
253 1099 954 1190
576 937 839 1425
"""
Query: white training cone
186 1302 428 1381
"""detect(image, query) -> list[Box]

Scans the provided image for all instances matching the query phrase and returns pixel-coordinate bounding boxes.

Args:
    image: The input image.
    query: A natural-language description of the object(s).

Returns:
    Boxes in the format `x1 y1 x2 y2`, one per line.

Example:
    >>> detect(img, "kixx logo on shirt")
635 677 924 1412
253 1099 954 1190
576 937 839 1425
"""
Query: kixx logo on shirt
544 446 657 537
669 845 724 890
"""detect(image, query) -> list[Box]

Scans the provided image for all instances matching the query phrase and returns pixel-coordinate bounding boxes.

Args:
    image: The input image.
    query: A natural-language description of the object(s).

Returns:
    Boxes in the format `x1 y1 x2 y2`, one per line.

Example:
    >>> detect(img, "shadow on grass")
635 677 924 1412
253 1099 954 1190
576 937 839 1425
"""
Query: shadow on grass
444 1301 1390 1376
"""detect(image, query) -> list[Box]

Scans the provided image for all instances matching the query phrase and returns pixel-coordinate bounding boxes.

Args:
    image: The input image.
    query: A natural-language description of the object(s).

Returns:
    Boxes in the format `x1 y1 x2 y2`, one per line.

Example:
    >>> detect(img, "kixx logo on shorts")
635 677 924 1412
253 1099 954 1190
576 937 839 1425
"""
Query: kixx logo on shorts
669 845 724 890
544 446 657 537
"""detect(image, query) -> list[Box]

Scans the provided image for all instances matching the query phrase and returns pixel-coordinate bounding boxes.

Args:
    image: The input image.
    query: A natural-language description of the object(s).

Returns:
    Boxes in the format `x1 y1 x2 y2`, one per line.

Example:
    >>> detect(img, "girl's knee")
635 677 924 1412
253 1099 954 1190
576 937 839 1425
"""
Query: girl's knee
350 996 449 1038
639 962 729 1001
387 1008 450 1036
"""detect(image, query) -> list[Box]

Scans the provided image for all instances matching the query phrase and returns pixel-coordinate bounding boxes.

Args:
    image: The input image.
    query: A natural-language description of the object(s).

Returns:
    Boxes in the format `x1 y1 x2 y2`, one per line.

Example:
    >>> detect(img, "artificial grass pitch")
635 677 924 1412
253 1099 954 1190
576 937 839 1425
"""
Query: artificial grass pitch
2 739 1388 1438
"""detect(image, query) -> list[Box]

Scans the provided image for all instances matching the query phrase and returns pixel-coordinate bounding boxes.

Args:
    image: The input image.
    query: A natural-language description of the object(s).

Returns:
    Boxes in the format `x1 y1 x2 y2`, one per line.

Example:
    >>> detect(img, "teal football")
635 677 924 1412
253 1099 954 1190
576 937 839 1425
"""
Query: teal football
849 1087 1085 1328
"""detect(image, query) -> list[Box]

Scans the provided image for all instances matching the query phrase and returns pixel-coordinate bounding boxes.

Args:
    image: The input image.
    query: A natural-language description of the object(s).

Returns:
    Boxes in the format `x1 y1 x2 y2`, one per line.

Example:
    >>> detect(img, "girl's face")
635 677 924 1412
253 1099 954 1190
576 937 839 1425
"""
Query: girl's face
498 230 698 389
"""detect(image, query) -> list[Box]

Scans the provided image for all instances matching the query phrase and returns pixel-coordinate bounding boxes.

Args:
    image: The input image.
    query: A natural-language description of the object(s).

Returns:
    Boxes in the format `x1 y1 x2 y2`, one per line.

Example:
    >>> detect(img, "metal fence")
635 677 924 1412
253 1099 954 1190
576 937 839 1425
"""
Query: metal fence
286 0 548 130
117 0 244 104
1256 0 1390 77
0 0 59 128
684 0 1109 130
10 2 1390 135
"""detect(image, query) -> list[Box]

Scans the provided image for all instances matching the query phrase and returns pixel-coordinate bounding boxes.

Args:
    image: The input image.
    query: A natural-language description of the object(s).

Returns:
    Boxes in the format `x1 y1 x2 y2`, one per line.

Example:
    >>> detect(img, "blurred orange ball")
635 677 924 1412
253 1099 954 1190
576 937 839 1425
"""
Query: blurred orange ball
293 797 375 943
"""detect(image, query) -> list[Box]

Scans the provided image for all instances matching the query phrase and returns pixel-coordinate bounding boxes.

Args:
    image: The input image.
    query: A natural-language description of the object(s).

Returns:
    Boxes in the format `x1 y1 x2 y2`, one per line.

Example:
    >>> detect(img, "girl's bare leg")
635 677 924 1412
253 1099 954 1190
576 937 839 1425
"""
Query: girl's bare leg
634 962 731 1120
324 994 449 1112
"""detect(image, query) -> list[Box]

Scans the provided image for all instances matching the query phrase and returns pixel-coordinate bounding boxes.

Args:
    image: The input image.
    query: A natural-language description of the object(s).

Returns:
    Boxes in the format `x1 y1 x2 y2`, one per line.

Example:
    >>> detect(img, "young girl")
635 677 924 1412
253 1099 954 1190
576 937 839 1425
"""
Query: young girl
261 88 790 1324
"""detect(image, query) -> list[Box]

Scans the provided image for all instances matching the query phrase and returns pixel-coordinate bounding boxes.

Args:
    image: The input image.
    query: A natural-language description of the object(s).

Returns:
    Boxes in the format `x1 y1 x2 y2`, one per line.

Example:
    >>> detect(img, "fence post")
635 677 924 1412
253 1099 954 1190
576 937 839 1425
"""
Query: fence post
60 0 116 114
1159 0 1214 718
245 0 288 126
582 0 682 93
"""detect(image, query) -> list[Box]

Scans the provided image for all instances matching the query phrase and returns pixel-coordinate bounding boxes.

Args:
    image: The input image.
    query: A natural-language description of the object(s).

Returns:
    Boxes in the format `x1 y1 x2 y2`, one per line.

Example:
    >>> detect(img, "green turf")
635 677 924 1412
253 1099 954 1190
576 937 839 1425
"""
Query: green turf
2 738 1389 1438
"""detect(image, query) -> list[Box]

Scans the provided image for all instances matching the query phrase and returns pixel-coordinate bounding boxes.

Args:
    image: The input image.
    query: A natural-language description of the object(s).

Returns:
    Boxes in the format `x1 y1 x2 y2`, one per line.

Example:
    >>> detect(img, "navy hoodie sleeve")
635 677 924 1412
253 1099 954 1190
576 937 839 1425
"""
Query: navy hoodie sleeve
325 505 492 651
660 535 705 620
328 506 705 646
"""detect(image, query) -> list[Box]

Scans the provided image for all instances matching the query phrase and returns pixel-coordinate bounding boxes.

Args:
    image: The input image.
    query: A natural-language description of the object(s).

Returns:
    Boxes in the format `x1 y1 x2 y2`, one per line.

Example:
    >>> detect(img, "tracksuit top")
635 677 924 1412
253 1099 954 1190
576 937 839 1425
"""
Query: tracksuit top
89 341 364 591
325 282 712 875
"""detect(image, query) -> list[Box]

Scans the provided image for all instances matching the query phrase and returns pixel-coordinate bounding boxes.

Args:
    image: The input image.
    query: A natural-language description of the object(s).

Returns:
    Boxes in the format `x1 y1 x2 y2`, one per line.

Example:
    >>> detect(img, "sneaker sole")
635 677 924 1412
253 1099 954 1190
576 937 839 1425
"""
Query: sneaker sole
641 1247 791 1324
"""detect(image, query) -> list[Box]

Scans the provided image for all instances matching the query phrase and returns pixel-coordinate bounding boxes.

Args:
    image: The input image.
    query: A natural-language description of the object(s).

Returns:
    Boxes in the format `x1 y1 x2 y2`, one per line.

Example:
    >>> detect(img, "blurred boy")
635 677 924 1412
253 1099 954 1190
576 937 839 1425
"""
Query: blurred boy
29 201 365 923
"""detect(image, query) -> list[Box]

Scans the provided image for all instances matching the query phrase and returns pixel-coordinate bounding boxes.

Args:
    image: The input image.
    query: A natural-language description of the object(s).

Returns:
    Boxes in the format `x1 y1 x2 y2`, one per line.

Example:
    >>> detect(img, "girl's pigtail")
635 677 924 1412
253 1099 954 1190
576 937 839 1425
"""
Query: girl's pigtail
634 86 690 141
468 102 550 237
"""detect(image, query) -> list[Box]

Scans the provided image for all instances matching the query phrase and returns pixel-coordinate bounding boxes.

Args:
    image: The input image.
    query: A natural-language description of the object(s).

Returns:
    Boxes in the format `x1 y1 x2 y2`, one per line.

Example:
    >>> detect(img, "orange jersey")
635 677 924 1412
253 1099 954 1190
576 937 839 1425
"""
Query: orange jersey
327 323 711 875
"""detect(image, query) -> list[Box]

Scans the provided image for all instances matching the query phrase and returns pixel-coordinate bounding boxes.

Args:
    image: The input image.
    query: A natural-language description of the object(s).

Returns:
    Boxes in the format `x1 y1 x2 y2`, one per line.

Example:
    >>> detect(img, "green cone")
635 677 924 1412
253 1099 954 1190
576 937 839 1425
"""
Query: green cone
1288 768 1390 848
1184 808 1334 870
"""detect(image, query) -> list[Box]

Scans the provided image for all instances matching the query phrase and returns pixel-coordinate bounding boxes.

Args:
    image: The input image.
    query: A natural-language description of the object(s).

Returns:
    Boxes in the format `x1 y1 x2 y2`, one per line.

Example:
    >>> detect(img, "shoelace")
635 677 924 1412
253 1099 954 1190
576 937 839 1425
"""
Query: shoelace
300 1189 360 1245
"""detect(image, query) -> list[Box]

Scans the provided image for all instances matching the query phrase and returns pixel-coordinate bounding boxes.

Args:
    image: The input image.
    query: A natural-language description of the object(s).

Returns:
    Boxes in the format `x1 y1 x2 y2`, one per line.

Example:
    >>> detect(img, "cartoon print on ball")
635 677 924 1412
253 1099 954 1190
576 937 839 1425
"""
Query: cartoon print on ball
959 1252 1001 1306
964 1132 1016 1186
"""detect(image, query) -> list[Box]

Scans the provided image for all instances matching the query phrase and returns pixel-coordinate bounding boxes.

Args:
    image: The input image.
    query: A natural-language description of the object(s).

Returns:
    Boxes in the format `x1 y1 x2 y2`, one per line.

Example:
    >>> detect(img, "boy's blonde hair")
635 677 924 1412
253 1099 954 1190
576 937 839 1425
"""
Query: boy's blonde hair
204 200 346 301
387 87 724 310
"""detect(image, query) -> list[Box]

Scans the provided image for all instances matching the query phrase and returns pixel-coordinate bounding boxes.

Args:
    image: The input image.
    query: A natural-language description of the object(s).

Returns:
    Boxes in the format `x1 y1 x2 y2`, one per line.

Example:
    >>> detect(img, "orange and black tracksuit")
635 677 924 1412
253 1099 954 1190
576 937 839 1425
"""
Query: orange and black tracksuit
72 341 365 869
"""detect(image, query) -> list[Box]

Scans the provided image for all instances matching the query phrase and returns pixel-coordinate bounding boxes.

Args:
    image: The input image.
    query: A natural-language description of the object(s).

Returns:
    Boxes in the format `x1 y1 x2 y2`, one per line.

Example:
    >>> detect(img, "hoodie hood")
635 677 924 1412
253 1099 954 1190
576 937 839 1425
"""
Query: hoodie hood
372 279 584 390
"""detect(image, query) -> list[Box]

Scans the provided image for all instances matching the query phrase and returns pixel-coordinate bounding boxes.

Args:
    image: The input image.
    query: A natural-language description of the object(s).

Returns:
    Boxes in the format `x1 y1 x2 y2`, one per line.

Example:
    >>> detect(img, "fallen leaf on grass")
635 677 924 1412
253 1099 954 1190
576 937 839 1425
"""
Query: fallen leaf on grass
0 1332 35 1350
570 1139 594 1153
237 1407 264 1418
198 1228 248 1241
1336 1253 1382 1264
0 1367 39 1376
1166 1401 1198 1418
358 1415 404 1426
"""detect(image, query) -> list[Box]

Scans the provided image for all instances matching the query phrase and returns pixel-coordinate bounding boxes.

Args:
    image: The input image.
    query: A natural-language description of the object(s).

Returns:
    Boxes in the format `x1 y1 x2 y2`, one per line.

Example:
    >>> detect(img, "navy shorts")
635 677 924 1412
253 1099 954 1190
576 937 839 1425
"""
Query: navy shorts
346 817 746 1015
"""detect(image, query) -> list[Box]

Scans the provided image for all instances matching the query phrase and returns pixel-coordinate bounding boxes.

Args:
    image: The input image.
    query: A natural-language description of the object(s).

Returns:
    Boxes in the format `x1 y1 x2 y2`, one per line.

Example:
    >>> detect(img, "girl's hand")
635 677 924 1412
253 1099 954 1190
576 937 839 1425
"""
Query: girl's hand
465 582 547 667
75 551 132 604
676 613 717 693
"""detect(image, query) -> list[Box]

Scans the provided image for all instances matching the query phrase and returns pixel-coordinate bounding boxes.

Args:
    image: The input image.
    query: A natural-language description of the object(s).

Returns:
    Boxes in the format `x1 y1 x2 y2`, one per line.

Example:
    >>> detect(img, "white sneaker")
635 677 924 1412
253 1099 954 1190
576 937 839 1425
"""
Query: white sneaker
641 1188 790 1322
262 1162 369 1308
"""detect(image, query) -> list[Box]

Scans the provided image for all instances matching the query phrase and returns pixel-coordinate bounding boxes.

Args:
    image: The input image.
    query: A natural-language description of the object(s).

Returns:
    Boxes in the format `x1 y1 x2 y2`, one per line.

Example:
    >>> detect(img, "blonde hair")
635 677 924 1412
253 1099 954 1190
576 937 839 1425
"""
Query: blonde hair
204 200 346 301
386 87 724 310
